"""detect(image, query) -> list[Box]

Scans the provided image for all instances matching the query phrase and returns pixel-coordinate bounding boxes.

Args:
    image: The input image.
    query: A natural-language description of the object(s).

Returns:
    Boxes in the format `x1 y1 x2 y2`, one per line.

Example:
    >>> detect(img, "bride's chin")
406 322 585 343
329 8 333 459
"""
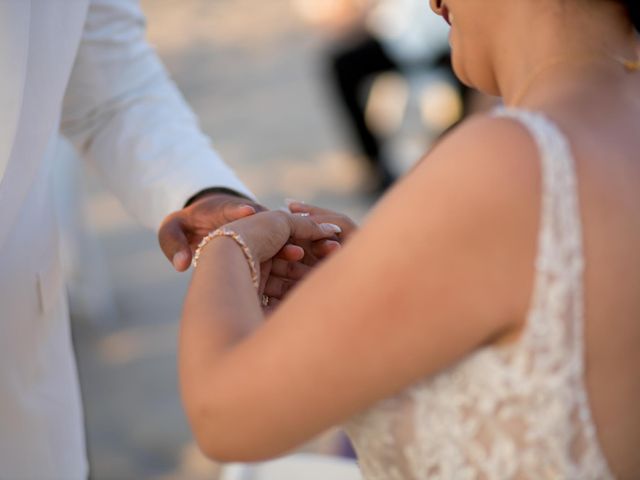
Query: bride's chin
452 56 499 97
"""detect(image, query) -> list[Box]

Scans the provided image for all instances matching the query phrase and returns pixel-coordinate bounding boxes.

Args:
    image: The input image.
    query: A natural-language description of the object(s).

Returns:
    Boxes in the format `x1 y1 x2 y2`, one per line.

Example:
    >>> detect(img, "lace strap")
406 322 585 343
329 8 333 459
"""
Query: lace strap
492 108 612 475
494 108 583 263
493 106 585 344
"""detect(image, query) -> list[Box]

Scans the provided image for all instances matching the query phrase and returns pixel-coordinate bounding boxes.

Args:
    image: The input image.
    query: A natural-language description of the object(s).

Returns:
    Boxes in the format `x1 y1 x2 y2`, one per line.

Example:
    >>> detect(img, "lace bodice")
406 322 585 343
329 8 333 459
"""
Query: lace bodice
344 109 615 479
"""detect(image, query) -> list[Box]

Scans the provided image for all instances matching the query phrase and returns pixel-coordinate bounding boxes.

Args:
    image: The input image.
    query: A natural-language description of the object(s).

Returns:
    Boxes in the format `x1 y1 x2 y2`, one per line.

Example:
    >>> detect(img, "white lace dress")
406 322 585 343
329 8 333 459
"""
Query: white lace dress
344 109 616 479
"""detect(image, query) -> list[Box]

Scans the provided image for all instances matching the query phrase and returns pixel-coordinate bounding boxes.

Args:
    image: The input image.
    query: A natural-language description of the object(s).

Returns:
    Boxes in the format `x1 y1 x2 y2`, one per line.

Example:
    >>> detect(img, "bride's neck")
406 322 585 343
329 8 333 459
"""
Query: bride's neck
493 1 637 107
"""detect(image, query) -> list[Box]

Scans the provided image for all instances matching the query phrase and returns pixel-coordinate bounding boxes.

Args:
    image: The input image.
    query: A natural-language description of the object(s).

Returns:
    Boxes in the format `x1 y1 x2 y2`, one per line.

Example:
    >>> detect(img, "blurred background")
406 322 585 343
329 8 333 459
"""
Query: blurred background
58 0 491 478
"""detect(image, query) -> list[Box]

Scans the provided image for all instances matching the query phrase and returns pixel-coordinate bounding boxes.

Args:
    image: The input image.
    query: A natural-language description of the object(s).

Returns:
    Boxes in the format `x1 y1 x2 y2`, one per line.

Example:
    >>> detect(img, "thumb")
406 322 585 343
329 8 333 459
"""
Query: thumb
221 203 257 224
158 217 192 272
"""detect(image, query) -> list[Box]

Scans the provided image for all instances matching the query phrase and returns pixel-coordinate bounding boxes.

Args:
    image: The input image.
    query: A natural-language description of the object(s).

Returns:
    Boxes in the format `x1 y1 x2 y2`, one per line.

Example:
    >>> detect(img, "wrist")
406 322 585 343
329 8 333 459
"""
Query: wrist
184 187 251 208
192 227 260 290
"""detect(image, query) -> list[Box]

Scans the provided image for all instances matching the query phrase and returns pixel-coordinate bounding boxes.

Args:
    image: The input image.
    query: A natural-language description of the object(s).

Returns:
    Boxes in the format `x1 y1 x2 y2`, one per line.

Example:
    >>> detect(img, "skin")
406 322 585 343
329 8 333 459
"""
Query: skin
261 202 358 311
158 193 262 272
180 1 640 477
157 193 351 304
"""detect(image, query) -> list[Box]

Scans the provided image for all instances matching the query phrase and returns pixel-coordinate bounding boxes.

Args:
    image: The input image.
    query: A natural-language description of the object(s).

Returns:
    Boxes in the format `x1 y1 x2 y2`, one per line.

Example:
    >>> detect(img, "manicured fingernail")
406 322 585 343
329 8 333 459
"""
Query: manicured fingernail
285 198 307 209
173 251 189 269
320 223 342 234
239 205 256 213
294 212 310 217
325 240 342 251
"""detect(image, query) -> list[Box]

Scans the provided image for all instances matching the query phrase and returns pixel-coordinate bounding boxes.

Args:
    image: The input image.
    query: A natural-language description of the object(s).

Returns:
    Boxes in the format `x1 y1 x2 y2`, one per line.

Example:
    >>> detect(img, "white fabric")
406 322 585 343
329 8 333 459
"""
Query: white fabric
60 0 254 229
0 1 251 477
344 109 615 479
366 0 450 66
220 454 361 480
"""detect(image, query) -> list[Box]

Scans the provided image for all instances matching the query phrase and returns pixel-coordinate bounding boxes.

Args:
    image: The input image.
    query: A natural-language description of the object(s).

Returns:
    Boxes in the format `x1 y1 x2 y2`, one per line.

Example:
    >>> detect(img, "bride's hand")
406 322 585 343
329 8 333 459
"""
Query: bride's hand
221 211 341 311
223 211 343 266
287 201 358 261
259 203 358 311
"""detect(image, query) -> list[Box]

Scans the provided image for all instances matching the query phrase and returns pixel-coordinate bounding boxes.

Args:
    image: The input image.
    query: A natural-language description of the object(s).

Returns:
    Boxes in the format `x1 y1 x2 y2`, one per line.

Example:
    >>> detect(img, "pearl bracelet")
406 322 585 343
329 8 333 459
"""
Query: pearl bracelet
191 227 260 291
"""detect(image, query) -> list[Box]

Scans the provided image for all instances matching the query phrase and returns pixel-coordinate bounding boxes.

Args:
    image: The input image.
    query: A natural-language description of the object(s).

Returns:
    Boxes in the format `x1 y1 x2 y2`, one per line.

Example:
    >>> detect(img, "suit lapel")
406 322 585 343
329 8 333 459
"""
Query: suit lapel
0 0 31 186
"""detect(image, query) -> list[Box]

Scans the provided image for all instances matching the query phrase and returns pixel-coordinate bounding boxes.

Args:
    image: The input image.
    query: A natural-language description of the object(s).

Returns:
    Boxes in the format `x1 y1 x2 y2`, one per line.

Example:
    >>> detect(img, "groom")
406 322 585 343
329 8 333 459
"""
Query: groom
0 1 266 478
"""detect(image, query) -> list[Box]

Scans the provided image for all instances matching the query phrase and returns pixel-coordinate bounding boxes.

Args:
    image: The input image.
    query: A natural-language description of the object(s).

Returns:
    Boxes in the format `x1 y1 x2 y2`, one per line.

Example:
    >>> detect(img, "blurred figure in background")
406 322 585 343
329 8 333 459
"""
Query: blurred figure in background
294 0 455 193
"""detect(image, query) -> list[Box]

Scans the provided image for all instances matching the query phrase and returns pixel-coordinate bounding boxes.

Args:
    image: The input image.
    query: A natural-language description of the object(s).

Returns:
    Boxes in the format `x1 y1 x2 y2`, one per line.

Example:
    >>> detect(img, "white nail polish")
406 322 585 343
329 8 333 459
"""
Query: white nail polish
320 223 342 234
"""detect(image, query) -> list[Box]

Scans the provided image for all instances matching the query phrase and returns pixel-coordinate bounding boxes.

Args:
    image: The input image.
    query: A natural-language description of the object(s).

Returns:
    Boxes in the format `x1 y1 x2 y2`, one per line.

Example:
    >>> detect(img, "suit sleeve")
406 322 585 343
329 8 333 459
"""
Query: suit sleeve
60 0 254 230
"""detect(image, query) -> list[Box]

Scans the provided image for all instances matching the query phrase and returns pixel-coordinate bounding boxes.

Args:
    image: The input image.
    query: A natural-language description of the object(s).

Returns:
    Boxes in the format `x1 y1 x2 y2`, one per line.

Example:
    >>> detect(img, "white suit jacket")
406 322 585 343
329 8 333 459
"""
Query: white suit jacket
0 1 252 478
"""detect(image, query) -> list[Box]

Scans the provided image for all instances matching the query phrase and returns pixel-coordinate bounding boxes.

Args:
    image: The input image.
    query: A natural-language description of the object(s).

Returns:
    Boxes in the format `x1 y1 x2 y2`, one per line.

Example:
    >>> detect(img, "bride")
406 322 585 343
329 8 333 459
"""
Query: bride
178 0 640 478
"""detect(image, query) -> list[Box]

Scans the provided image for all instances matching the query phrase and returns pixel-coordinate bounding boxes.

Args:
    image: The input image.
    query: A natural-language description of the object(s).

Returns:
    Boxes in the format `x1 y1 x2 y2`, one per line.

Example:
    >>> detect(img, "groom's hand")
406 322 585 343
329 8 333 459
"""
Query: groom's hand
158 192 265 272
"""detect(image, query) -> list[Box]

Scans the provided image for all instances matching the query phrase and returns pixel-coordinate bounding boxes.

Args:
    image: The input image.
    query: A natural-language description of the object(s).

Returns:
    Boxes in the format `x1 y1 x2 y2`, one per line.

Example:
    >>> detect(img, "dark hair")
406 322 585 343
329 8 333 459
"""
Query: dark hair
622 0 640 31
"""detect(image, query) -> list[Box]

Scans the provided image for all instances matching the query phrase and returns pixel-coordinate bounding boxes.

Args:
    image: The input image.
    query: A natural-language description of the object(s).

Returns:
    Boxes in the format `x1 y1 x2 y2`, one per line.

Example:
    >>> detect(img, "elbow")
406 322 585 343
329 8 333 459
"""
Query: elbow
192 423 251 463
187 403 288 463
193 432 243 463
187 402 239 462
196 439 267 464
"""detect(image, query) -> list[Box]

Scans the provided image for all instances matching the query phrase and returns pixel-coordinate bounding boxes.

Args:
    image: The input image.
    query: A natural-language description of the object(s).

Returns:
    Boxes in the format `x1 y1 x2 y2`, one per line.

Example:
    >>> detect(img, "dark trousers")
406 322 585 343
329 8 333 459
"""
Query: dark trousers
328 33 467 191
328 33 398 189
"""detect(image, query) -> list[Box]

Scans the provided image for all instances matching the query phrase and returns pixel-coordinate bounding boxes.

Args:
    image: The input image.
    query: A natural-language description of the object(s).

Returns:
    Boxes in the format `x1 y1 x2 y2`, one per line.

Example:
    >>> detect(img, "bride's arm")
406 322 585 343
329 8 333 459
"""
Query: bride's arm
179 115 542 462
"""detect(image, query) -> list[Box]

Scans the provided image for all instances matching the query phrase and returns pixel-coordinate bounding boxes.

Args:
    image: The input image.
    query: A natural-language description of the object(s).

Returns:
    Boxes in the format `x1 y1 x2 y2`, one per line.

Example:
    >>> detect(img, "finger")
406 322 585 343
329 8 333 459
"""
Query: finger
296 240 340 267
287 215 343 243
259 261 273 294
310 239 342 258
263 297 281 316
286 200 337 216
263 276 293 299
269 259 311 280
308 214 355 229
287 202 357 239
158 215 192 272
248 202 268 213
276 244 305 262
222 203 258 223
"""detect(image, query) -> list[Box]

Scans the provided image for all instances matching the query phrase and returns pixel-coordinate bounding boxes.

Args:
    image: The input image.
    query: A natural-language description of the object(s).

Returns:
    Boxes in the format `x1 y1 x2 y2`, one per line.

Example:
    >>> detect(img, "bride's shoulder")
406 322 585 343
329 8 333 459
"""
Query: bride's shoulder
428 112 540 169
367 111 546 337
413 112 542 205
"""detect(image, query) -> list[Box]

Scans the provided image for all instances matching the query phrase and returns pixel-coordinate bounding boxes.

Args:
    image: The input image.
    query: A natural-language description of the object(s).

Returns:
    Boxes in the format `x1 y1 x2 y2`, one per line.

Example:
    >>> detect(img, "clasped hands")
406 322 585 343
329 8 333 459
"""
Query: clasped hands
158 192 357 309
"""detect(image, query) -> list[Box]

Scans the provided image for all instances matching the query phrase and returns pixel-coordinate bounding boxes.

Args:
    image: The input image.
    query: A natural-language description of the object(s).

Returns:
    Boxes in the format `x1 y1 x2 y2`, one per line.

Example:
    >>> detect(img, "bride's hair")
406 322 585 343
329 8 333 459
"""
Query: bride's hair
621 0 640 31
